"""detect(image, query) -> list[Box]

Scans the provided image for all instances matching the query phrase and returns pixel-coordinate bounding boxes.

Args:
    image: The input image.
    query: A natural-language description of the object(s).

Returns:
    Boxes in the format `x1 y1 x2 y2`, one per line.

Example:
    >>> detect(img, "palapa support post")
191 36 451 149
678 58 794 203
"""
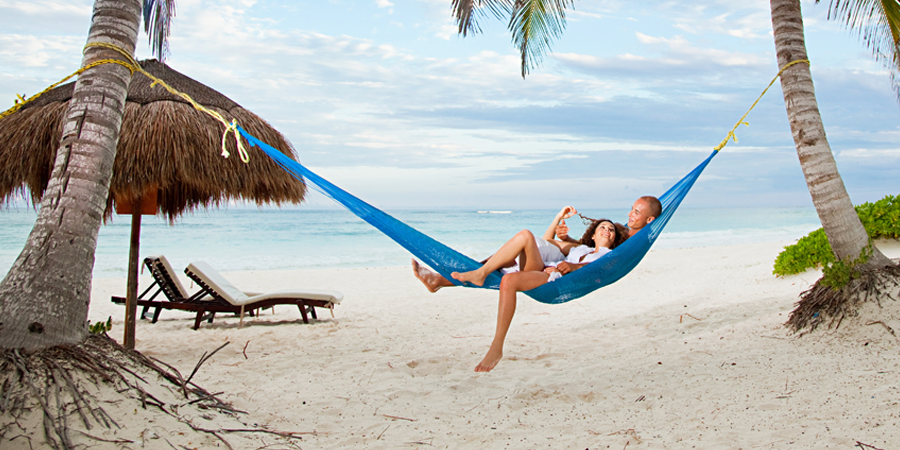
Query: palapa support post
125 209 141 349
116 187 158 350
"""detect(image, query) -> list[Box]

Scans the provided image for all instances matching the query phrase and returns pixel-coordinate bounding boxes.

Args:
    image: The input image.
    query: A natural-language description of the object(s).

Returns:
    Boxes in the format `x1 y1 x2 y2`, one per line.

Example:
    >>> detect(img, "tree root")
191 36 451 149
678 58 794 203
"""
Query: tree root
0 334 305 449
787 264 900 335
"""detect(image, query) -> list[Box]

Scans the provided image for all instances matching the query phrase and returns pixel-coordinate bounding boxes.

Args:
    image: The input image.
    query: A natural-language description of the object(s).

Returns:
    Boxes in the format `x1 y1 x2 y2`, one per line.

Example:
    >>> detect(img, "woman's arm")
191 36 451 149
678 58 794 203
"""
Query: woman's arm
543 206 577 241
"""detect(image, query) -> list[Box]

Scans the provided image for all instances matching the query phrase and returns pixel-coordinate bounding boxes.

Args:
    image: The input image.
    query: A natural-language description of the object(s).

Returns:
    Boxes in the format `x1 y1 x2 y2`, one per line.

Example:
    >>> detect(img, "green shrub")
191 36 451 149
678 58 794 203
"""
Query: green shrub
819 243 871 290
773 194 899 276
89 316 112 334
855 194 900 239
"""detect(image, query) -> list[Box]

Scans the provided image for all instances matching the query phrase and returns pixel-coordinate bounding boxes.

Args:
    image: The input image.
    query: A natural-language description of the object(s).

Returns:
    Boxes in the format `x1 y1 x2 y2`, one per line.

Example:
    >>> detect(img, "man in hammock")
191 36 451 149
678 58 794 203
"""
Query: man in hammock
552 195 660 243
625 196 661 237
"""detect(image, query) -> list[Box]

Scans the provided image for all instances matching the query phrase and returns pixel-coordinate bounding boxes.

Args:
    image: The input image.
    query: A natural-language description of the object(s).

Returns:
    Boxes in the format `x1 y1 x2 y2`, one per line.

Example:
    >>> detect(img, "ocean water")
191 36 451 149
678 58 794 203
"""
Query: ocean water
0 206 822 279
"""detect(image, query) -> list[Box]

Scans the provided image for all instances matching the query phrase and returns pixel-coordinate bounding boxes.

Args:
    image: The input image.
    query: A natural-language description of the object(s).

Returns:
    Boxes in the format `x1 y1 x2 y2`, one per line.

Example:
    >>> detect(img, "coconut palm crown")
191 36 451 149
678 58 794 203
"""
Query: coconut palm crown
143 0 176 62
817 0 900 100
453 0 574 77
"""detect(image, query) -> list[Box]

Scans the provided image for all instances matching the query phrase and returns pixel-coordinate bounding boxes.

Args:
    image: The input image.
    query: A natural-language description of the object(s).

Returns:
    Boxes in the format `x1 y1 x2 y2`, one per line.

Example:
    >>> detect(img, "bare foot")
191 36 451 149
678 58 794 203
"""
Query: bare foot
412 259 448 293
474 349 503 372
451 269 487 287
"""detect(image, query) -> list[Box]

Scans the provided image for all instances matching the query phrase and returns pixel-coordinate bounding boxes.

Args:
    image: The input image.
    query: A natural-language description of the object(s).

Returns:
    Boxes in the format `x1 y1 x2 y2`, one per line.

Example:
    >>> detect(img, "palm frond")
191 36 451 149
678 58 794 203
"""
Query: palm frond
819 0 900 100
452 0 512 36
143 0 177 62
509 0 574 77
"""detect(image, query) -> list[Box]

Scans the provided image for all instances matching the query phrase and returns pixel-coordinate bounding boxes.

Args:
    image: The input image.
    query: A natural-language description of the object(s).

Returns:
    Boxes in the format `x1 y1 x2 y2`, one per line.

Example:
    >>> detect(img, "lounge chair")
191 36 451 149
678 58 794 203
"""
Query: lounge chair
112 256 338 329
111 255 222 327
184 260 343 327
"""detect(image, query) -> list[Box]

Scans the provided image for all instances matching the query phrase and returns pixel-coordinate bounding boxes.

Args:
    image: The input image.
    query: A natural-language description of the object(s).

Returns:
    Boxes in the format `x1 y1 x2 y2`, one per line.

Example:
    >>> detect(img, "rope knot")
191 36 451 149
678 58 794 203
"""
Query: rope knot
220 119 250 163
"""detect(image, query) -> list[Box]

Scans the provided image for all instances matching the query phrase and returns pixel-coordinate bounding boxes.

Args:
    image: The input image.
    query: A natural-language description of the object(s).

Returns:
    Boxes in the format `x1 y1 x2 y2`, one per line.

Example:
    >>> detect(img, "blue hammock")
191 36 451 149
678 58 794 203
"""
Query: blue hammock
239 126 717 304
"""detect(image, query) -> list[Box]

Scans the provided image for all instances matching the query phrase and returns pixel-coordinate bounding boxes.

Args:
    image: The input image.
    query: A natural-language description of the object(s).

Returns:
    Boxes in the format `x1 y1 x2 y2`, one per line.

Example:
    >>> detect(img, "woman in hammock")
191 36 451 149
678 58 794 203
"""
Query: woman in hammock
412 206 585 292
454 218 626 371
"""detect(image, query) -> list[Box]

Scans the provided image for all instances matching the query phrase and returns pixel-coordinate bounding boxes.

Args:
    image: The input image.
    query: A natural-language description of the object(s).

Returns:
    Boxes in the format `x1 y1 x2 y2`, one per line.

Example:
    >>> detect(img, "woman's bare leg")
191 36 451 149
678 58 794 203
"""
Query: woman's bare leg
411 260 454 293
475 271 549 372
452 230 544 287
543 238 579 256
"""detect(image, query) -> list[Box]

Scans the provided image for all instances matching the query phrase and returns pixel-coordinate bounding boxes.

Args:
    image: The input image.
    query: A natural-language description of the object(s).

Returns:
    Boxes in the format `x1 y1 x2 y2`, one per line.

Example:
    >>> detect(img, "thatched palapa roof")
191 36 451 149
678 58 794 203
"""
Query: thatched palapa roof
0 59 305 219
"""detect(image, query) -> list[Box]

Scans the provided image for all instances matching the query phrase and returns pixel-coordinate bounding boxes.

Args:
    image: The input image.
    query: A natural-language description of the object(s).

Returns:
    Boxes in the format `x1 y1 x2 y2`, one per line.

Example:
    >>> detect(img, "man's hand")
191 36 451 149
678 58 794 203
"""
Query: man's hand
556 219 569 240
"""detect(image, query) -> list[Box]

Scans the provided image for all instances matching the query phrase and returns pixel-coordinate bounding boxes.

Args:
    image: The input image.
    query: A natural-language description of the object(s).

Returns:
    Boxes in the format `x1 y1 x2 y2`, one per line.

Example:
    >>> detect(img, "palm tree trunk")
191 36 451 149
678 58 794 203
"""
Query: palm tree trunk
0 0 142 350
770 0 892 268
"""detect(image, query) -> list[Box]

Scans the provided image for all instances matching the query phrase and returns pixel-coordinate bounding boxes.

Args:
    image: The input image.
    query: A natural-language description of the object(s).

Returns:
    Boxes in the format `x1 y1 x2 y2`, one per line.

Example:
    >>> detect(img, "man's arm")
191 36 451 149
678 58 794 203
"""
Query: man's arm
555 261 586 275
555 222 579 244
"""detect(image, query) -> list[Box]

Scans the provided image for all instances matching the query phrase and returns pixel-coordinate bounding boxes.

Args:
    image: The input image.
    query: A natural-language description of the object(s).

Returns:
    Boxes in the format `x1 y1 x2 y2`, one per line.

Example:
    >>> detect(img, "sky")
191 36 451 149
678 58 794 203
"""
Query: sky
1 0 898 210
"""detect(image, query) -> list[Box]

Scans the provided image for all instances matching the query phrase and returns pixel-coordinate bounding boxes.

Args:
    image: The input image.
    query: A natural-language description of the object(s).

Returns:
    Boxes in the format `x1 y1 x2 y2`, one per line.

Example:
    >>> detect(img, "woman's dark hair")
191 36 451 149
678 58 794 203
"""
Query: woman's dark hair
578 218 627 249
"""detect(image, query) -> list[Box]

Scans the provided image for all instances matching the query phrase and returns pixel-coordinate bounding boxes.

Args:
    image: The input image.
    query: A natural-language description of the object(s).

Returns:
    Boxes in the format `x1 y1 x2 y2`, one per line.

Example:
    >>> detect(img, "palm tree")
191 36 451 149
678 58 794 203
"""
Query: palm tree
451 0 896 268
771 0 894 269
0 4 289 447
0 0 174 351
771 0 900 332
0 0 142 350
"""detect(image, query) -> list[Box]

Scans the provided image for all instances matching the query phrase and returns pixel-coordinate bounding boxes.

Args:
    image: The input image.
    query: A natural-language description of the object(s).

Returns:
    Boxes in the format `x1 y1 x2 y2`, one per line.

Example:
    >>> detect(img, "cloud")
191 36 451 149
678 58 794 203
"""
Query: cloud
839 148 900 158
667 1 771 40
635 32 765 66
569 10 605 20
0 1 91 104
433 22 457 40
0 34 83 68
0 0 90 17
553 32 770 87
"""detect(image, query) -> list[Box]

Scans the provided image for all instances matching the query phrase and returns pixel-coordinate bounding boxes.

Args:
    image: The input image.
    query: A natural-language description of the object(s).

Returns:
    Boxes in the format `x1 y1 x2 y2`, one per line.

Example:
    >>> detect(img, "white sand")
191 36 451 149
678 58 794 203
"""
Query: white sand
87 240 900 449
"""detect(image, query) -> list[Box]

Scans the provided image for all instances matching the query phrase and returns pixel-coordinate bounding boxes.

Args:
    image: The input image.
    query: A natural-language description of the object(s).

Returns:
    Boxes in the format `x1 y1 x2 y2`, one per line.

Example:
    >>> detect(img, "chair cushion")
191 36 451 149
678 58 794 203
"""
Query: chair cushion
155 255 189 298
186 261 249 304
248 289 343 304
186 261 342 306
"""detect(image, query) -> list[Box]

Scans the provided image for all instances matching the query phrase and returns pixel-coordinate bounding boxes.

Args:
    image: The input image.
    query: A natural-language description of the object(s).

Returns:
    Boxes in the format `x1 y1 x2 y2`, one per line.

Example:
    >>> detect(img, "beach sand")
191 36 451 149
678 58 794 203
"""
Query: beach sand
85 240 900 449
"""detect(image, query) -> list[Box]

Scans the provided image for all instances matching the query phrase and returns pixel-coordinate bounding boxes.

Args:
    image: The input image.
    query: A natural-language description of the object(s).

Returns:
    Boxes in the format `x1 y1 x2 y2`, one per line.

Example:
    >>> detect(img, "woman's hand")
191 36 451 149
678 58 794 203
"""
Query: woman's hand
557 206 577 220
543 266 560 275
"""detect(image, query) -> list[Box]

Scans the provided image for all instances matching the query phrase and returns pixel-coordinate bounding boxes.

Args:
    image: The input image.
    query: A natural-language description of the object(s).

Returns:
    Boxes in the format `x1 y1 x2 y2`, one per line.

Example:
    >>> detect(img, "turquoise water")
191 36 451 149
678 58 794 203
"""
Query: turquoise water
0 206 821 278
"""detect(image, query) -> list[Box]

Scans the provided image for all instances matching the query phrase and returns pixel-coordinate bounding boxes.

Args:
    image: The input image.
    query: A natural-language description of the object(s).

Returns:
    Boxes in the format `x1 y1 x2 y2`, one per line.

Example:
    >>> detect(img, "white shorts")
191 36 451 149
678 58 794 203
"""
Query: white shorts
535 238 565 264
501 238 565 274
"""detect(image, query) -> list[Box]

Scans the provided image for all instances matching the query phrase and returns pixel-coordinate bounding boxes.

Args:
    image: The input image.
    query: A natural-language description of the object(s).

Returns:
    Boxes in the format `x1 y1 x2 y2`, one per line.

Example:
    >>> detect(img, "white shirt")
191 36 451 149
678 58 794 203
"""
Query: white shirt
546 245 611 282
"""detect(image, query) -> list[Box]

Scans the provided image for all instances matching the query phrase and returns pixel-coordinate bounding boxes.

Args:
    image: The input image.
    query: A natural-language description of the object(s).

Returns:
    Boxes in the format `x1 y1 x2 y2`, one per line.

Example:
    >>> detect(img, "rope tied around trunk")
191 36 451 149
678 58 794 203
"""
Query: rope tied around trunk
713 59 810 152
